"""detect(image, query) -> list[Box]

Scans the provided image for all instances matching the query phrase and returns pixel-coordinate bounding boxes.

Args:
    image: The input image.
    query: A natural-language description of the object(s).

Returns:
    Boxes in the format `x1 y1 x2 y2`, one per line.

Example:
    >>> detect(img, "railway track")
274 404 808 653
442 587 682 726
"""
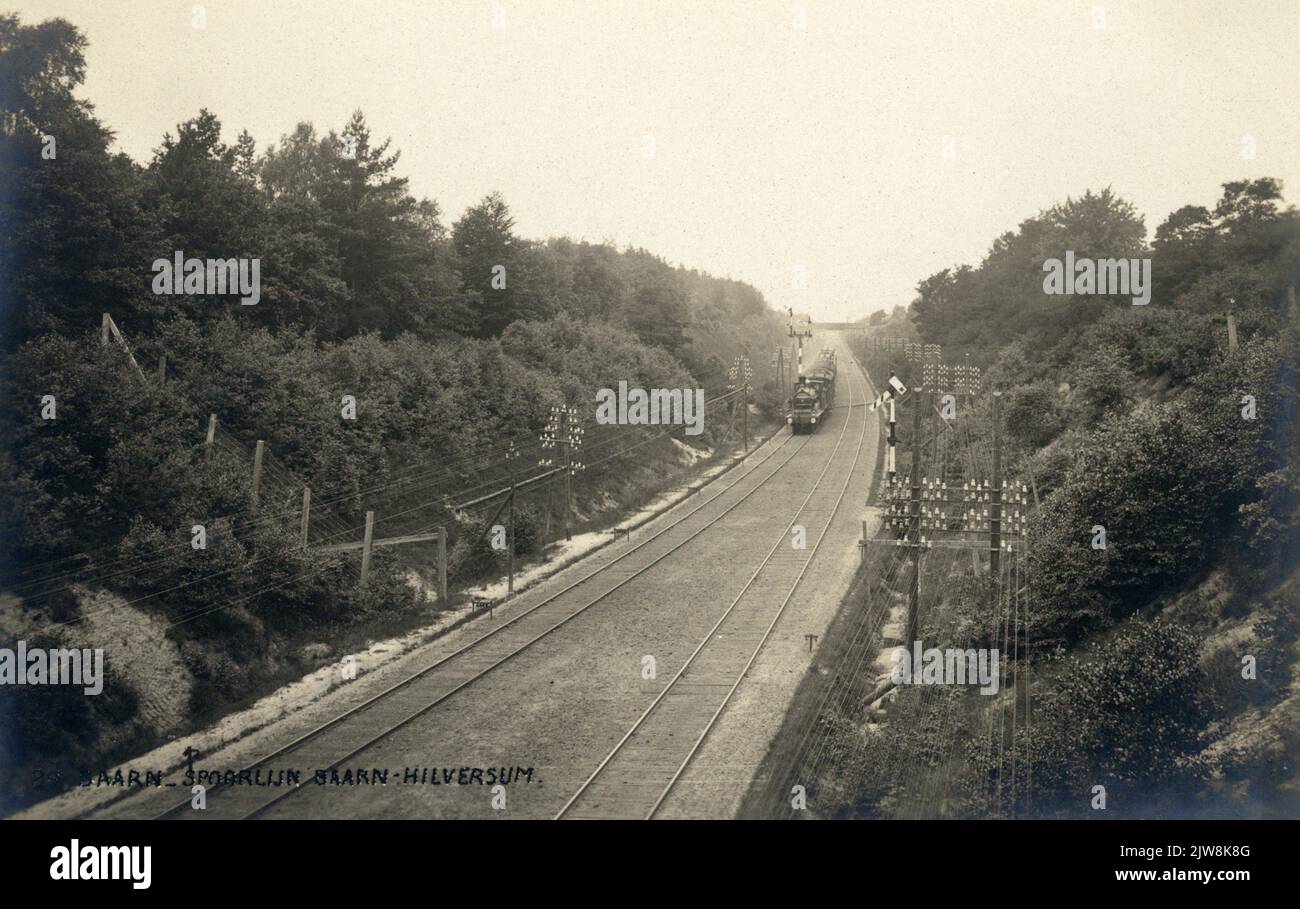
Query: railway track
555 344 869 819
149 416 816 820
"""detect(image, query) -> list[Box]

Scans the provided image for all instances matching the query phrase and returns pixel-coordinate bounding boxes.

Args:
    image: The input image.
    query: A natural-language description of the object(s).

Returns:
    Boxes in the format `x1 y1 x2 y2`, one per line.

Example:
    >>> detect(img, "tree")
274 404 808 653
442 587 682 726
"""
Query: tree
570 241 627 319
1002 380 1065 450
258 112 452 337
621 252 689 354
910 188 1148 363
145 110 268 322
0 331 197 575
453 192 521 337
0 14 158 348
1152 204 1214 303
1028 336 1289 646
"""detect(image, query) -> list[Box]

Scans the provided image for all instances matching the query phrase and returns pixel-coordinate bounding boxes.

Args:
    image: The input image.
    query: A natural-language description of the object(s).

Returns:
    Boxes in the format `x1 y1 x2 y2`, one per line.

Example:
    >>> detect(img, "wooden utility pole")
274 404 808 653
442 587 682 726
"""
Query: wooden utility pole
790 342 798 402
922 360 982 397
506 443 519 595
885 396 898 482
905 393 926 646
989 391 1007 818
989 392 1002 613
507 485 516 595
157 353 167 385
562 412 572 542
250 440 265 513
1227 312 1239 352
541 406 583 542
205 414 217 462
359 510 374 586
729 355 752 453
437 526 448 604
774 347 785 409
870 390 1028 760
742 380 749 452
299 487 311 549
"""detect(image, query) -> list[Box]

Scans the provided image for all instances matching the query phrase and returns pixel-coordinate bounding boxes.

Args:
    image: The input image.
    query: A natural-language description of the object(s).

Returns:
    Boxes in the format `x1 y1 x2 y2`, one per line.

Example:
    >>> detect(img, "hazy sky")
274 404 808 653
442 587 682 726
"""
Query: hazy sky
15 0 1300 321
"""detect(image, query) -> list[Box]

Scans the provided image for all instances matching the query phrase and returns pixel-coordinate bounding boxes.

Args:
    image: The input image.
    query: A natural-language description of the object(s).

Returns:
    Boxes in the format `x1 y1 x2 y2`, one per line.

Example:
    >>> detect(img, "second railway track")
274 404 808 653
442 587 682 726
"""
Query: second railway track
556 344 870 819
149 417 811 819
101 335 877 822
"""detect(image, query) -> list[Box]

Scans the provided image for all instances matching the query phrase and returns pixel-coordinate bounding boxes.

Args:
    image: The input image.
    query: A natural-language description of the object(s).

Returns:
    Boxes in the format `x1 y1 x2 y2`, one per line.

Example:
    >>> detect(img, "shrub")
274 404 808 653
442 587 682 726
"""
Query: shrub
1025 619 1214 817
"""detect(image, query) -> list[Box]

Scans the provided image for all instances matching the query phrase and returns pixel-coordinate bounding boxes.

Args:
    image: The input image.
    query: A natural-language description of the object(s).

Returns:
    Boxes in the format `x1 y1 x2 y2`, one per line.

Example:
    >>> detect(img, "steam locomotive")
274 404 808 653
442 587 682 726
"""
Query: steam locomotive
788 349 836 434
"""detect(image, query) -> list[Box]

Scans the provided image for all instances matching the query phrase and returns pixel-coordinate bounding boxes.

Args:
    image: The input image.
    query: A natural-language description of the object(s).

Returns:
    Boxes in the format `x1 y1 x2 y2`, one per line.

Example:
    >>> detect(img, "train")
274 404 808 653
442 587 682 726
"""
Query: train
788 349 836 434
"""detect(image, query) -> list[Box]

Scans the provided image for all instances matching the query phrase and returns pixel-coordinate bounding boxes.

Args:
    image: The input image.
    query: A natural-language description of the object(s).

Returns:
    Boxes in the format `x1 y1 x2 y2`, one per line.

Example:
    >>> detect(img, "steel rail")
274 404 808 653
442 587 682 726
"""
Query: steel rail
151 422 805 819
555 339 868 819
647 354 870 818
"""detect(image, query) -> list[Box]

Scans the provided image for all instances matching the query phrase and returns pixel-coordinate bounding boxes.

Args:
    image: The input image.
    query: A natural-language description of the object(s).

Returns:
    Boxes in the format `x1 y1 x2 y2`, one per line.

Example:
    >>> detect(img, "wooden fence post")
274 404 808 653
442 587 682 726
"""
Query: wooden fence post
300 487 311 549
205 414 217 462
250 440 265 513
438 527 448 605
359 510 375 587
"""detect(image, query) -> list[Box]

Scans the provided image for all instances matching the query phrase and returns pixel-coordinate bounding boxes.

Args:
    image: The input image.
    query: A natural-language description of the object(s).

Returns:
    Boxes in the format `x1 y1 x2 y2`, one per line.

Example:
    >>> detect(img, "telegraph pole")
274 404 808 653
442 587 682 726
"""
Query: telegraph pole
743 376 749 452
729 356 753 452
562 413 571 542
878 390 1027 673
870 381 1028 817
778 348 785 401
250 440 265 514
790 342 797 401
541 406 584 542
205 413 217 462
886 395 897 482
865 336 943 362
922 360 982 397
773 347 786 409
989 391 1002 613
359 510 375 587
300 486 311 549
437 527 448 604
506 442 519 595
905 392 926 645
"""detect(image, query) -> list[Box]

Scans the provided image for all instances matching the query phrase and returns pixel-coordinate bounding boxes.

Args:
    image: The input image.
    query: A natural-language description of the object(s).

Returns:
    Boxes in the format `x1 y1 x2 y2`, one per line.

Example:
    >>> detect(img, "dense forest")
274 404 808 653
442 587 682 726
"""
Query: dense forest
0 14 784 810
849 180 1298 817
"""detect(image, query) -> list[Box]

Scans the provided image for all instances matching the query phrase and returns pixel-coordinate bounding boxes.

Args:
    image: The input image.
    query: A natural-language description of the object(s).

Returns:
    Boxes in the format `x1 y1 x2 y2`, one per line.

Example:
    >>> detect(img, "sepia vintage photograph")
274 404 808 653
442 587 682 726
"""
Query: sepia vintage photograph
0 0 1296 890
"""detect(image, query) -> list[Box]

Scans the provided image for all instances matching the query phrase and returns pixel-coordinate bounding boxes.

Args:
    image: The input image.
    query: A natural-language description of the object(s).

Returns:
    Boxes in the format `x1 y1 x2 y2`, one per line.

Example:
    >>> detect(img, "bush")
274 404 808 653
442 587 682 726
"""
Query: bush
0 630 143 814
1028 337 1290 647
1003 380 1066 450
1025 619 1214 817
